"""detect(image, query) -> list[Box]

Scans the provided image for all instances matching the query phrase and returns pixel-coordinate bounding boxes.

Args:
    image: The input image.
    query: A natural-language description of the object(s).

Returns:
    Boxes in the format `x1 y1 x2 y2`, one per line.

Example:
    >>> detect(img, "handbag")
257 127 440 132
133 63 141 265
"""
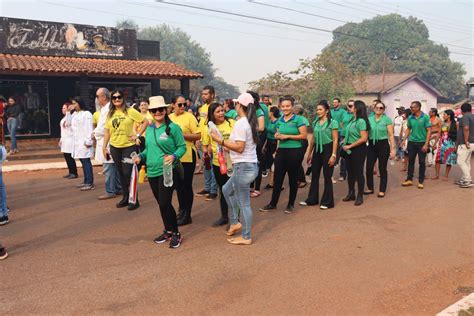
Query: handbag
153 128 185 180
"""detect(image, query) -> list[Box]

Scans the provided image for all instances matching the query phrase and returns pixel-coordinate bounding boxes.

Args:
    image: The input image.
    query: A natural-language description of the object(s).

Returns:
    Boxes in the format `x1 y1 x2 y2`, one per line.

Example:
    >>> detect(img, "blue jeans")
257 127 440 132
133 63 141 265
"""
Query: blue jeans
223 162 258 240
203 154 217 194
7 118 18 150
79 158 94 185
103 163 121 195
0 173 7 218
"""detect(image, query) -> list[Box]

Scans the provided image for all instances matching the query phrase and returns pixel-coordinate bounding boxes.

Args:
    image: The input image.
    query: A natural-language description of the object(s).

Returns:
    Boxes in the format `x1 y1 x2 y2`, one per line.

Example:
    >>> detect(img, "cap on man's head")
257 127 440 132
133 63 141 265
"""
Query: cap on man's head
233 93 254 107
396 106 405 111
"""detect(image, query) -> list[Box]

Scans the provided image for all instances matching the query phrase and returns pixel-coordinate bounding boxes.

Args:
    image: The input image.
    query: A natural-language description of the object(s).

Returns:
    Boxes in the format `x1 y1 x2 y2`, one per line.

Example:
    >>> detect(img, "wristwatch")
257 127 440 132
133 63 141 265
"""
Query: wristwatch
136 133 141 138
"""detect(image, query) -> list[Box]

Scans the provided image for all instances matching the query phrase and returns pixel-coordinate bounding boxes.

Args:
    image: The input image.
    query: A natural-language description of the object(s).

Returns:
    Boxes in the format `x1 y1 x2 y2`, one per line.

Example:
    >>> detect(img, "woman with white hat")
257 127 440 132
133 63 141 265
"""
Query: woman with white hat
209 93 259 245
134 96 186 249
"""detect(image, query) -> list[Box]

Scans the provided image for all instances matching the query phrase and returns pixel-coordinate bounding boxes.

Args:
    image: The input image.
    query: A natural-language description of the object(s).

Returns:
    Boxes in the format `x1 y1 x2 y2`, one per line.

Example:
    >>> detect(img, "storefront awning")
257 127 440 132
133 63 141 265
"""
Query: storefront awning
0 54 203 80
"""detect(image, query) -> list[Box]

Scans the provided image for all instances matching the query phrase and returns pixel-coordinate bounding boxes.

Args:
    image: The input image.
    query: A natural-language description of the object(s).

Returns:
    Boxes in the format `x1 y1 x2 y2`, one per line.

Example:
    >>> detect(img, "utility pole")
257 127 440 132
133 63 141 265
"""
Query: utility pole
382 53 387 91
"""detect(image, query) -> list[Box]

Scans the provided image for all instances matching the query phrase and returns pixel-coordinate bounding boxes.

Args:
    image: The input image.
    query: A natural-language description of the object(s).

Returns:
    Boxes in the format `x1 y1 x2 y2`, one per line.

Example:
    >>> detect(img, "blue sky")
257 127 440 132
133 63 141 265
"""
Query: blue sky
1 0 472 92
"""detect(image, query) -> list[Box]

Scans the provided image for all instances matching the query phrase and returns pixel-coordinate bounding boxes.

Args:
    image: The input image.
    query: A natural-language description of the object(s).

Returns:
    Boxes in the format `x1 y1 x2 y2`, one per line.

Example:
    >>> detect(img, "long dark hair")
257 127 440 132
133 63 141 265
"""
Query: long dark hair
240 102 259 144
108 89 127 119
354 100 371 132
444 109 457 141
269 106 280 119
72 96 86 111
247 90 262 111
315 99 332 127
207 102 229 125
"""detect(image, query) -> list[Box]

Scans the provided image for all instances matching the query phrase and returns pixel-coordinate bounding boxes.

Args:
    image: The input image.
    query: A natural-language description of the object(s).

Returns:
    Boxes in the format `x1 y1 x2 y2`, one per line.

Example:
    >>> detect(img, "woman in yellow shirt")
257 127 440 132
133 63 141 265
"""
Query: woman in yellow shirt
103 90 148 211
169 95 201 226
202 102 234 227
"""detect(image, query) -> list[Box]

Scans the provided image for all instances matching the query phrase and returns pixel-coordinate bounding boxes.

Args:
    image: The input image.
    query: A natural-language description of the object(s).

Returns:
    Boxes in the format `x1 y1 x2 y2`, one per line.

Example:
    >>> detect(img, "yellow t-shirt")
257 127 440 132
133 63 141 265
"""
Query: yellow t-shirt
92 110 100 125
198 103 210 140
105 107 144 148
202 119 235 166
133 111 154 137
169 112 200 163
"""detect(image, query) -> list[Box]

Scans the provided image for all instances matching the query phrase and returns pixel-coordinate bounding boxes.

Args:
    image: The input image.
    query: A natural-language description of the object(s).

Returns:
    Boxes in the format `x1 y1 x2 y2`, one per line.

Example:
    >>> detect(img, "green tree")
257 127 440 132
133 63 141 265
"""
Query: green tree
322 14 466 101
116 19 239 99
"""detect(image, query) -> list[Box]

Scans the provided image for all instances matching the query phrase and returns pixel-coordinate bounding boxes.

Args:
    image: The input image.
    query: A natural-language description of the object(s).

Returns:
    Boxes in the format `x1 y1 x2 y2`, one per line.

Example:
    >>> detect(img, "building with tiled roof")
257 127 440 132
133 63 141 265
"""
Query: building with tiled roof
0 17 203 139
354 72 441 119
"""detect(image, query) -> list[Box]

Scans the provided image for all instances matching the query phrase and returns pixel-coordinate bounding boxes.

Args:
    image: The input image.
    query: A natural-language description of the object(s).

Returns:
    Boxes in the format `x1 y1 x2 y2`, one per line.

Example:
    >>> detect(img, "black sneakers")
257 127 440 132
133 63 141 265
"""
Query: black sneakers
169 232 182 249
284 205 294 214
154 231 182 249
259 204 276 212
0 247 8 260
154 231 172 244
0 216 9 226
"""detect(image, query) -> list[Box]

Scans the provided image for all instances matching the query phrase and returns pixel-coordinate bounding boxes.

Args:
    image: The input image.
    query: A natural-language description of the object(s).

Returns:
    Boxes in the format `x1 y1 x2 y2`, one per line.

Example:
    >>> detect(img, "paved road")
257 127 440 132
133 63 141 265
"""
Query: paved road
1 162 473 314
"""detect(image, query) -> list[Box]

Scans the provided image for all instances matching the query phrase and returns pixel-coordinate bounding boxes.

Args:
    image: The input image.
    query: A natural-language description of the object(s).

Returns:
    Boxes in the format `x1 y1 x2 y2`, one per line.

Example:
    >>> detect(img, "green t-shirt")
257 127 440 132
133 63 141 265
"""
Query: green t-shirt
369 114 393 143
302 116 310 127
407 112 431 142
344 118 368 145
276 114 306 148
267 118 278 141
341 111 354 136
225 109 238 120
140 122 186 177
312 118 339 153
331 108 345 132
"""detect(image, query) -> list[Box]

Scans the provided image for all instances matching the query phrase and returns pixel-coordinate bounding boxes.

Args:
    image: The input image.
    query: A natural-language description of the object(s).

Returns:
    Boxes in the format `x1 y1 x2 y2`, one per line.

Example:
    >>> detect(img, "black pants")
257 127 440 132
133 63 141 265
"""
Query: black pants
345 144 367 195
306 143 335 207
366 139 390 192
63 152 77 176
253 132 267 191
297 139 309 183
336 136 347 178
212 164 229 219
177 150 196 214
148 173 178 233
263 139 277 170
110 145 137 203
270 147 305 207
407 141 427 183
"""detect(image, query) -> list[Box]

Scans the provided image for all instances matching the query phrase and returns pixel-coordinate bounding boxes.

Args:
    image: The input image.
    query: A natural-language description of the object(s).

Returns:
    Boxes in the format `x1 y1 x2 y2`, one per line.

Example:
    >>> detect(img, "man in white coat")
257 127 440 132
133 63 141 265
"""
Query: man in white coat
93 88 122 200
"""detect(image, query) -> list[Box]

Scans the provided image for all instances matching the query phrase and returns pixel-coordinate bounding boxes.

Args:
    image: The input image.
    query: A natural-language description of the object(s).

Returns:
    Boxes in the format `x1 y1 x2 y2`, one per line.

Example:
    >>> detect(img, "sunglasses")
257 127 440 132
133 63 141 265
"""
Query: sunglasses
112 95 123 100
150 107 166 114
375 107 385 110
177 103 186 107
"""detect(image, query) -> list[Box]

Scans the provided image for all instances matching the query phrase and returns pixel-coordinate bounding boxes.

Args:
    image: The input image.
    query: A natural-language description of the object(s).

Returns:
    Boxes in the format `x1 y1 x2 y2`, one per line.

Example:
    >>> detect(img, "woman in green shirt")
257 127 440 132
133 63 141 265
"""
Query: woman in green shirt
262 106 280 189
341 100 370 206
365 101 396 197
134 96 186 249
300 100 338 209
260 96 307 214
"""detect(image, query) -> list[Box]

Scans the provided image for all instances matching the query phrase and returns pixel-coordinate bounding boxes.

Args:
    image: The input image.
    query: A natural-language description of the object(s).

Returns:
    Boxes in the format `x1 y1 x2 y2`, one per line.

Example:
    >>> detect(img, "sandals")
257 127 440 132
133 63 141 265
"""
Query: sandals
377 192 385 198
250 191 261 198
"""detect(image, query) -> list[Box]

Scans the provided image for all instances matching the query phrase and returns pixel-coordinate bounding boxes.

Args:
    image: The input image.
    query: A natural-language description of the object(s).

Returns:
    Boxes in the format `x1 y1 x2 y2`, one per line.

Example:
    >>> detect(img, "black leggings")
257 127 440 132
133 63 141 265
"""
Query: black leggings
148 173 178 233
366 139 390 192
306 143 335 207
110 145 137 202
345 144 367 196
63 152 77 176
270 147 305 207
212 164 229 219
297 139 309 183
177 150 196 214
263 139 277 170
253 132 267 191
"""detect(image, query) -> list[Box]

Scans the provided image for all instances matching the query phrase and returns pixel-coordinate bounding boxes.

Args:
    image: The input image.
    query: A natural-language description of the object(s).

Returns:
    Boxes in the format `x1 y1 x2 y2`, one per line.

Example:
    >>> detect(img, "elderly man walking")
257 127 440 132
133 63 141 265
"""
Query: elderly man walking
92 88 122 199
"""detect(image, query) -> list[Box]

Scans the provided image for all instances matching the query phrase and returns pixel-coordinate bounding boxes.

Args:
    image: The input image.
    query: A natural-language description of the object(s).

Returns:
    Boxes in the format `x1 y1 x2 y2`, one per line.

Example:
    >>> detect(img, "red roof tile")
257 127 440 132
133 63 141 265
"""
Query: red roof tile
354 72 441 96
0 54 203 79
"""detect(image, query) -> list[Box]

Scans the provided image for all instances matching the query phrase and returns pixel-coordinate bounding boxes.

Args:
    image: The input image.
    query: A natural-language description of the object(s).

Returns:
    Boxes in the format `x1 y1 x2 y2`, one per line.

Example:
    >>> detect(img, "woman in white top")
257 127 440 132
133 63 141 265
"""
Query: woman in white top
210 93 259 245
69 97 95 191
60 102 78 179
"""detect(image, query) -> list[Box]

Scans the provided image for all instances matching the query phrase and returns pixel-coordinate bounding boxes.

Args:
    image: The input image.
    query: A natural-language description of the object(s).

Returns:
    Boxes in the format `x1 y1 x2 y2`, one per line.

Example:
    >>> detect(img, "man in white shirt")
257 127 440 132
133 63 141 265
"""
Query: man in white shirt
92 88 122 199
393 106 405 160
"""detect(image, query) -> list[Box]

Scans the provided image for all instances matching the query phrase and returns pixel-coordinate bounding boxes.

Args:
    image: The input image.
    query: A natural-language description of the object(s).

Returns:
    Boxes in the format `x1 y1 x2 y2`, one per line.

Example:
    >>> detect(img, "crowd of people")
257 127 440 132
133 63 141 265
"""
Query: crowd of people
0 86 473 258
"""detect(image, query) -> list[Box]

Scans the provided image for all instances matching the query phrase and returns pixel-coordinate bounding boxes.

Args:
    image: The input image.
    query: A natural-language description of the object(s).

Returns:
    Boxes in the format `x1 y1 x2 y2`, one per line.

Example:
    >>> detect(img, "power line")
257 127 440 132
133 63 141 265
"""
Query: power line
245 0 473 52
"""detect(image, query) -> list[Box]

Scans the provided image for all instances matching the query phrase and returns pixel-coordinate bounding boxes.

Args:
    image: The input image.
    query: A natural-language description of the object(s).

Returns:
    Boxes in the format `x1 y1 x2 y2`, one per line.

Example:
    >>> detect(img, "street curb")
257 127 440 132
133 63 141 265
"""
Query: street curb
437 293 474 316
3 160 102 173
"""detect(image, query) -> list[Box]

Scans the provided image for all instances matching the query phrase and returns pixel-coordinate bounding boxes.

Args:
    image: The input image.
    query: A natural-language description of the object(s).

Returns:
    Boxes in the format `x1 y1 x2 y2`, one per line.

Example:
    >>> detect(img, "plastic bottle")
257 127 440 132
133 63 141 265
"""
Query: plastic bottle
138 166 146 183
163 159 173 187
218 148 227 175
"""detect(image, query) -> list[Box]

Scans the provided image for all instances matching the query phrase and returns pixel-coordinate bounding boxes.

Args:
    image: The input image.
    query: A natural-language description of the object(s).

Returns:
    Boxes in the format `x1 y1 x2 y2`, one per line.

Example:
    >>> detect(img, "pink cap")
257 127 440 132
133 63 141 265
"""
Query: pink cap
233 93 254 107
